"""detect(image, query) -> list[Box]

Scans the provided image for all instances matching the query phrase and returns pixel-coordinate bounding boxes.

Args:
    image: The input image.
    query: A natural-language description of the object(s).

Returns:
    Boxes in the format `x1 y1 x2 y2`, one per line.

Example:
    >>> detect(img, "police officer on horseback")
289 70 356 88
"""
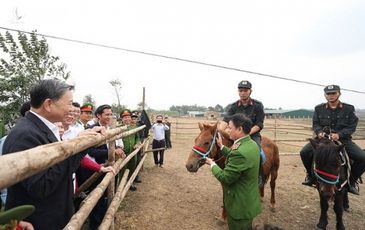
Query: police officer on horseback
218 80 265 187
300 84 365 195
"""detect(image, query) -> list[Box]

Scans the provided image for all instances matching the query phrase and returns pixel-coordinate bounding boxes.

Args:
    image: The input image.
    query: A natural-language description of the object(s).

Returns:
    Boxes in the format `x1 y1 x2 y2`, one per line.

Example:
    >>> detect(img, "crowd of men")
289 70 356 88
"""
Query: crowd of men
0 79 156 229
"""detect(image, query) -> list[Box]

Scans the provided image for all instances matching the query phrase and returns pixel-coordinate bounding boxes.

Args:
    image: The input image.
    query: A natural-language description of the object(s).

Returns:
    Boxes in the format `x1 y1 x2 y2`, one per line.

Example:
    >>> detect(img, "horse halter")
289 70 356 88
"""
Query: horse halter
192 128 218 160
314 168 339 185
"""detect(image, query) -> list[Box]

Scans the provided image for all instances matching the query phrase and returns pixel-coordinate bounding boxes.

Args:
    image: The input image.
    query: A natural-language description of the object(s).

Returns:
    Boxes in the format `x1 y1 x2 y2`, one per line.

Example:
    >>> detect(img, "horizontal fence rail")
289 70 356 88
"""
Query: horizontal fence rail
0 125 146 190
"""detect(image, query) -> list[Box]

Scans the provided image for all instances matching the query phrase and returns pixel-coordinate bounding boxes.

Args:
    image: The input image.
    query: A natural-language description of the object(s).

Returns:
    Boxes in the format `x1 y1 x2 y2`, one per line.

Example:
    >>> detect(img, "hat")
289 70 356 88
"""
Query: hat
238 80 252 89
80 104 93 112
131 111 138 118
120 109 131 118
324 85 340 93
0 205 35 225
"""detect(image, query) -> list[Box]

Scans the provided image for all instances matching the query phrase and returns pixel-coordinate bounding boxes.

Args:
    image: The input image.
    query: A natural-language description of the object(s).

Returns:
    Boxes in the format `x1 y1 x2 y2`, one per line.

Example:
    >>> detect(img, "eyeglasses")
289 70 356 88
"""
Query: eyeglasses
325 92 337 95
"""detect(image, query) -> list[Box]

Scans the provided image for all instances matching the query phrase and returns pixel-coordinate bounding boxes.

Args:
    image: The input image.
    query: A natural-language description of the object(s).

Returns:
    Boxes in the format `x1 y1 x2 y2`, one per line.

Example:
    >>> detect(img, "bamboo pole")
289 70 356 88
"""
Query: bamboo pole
107 125 116 230
144 147 165 153
98 153 148 230
64 141 146 230
63 158 123 230
107 125 145 143
99 169 129 230
76 137 147 196
76 172 102 198
0 125 129 190
107 132 116 204
0 125 145 190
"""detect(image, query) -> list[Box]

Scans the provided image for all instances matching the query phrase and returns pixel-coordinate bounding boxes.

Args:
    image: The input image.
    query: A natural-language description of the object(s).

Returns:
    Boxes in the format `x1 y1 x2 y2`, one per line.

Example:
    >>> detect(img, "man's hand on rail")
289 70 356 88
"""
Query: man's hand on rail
115 148 125 158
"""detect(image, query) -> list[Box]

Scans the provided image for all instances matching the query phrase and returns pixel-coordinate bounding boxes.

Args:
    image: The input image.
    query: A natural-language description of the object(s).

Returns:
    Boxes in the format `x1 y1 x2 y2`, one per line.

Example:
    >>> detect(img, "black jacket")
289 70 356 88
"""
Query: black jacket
3 112 84 230
224 98 265 134
313 102 358 140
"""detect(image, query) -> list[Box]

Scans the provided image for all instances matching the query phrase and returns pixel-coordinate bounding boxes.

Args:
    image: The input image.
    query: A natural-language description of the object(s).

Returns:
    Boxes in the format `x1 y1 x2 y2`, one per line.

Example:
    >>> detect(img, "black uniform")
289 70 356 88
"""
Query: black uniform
300 102 365 185
224 98 265 146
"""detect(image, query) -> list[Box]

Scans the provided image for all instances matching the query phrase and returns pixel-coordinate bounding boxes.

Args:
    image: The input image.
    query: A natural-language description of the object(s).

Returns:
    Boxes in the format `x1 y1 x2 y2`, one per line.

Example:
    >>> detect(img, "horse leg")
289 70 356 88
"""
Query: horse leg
269 167 278 211
317 192 329 229
334 191 345 230
260 162 270 202
260 183 265 202
343 189 349 212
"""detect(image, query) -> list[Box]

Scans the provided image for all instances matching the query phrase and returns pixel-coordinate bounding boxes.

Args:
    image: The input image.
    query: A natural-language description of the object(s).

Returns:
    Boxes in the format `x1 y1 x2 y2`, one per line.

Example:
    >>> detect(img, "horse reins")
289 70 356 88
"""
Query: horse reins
192 127 224 163
313 137 350 190
314 168 339 185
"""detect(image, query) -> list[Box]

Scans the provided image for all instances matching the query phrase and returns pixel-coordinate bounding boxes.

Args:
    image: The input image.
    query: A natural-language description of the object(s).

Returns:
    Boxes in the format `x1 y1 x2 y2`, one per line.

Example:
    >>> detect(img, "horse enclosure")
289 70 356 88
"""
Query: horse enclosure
116 117 365 229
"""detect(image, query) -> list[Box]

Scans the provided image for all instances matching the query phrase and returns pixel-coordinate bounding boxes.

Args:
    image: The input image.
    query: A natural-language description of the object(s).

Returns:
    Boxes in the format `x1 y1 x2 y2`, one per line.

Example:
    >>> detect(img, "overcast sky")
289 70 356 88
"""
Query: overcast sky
1 0 365 110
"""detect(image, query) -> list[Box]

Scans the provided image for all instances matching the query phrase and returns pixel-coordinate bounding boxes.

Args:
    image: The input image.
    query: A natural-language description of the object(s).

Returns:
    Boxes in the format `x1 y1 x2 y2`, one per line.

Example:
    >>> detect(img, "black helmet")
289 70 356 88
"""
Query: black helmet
324 85 340 93
238 80 252 89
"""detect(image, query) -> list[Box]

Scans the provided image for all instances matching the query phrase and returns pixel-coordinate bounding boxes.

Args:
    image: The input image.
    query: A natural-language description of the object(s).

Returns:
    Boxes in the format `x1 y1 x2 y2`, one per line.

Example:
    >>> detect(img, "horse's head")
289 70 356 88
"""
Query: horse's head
309 138 344 199
186 122 228 172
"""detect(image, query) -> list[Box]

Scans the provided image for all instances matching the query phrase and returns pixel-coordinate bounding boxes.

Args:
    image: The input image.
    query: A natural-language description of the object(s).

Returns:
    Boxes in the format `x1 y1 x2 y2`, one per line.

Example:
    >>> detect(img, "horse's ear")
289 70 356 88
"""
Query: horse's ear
308 138 319 149
198 122 204 131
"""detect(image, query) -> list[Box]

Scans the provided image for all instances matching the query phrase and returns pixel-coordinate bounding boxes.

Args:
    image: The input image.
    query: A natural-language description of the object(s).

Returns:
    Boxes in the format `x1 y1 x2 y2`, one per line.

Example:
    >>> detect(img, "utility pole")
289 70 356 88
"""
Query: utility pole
142 87 145 111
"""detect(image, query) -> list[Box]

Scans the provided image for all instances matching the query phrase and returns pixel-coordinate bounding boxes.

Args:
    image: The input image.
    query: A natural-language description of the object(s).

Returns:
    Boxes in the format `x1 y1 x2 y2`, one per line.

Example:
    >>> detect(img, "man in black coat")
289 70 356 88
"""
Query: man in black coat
300 85 365 195
3 79 101 230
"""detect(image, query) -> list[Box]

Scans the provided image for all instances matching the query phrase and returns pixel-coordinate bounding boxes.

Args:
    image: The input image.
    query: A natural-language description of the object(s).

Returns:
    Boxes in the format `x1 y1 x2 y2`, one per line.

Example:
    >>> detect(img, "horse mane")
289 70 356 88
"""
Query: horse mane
199 122 233 146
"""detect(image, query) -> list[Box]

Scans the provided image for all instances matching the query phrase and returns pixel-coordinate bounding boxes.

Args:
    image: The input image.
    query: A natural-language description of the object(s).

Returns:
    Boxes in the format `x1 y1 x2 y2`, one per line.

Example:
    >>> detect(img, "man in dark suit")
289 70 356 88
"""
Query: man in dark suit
3 79 101 230
77 104 124 230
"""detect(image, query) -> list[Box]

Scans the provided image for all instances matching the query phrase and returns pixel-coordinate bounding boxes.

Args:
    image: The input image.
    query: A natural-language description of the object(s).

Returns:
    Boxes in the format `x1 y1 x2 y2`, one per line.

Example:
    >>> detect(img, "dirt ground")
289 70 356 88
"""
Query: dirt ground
116 118 365 230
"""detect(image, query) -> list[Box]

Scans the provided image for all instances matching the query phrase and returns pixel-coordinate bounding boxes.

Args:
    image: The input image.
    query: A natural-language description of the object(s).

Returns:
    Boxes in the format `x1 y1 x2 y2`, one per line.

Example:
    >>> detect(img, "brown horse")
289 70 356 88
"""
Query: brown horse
185 122 280 219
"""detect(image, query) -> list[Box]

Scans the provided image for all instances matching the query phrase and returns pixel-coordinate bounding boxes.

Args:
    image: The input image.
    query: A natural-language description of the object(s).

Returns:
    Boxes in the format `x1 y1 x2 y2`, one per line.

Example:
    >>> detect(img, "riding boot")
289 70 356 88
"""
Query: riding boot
348 178 360 195
302 174 316 187
301 157 315 186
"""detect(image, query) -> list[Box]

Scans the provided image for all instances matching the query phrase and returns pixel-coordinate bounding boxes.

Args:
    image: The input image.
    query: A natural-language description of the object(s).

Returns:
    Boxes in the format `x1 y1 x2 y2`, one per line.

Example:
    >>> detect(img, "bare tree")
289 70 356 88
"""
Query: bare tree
109 79 122 106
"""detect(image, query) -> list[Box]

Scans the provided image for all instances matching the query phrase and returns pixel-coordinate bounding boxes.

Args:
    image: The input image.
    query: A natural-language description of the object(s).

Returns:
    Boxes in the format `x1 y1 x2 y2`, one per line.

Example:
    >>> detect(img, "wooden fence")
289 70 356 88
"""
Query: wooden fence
0 125 149 230
170 117 365 147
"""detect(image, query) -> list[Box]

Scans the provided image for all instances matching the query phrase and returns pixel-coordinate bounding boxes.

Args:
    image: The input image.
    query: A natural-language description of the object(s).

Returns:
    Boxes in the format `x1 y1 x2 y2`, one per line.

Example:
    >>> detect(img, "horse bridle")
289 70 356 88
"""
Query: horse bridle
313 132 349 189
191 127 224 164
314 168 339 185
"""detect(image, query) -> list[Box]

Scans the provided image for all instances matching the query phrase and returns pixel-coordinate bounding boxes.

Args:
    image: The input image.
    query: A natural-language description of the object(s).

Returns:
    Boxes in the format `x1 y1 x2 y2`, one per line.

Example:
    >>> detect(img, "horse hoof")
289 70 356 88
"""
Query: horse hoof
316 223 327 230
214 216 227 225
316 227 326 230
336 223 345 230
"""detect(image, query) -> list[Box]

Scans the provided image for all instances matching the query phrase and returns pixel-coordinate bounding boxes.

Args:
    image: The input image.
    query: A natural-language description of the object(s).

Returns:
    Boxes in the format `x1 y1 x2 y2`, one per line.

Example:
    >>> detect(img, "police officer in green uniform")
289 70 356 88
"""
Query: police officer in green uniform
219 80 265 187
206 114 261 230
300 85 365 195
79 104 94 129
119 109 141 191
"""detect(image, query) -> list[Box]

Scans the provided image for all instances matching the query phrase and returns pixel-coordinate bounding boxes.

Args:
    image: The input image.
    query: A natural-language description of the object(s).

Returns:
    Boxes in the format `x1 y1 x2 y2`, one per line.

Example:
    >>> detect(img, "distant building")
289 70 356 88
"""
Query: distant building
265 109 314 118
187 111 205 117
204 111 221 120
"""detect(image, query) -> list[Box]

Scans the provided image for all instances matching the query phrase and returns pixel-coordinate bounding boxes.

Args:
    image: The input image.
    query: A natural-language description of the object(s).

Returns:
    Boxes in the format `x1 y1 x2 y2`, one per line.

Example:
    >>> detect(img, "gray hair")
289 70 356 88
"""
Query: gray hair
30 79 74 108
